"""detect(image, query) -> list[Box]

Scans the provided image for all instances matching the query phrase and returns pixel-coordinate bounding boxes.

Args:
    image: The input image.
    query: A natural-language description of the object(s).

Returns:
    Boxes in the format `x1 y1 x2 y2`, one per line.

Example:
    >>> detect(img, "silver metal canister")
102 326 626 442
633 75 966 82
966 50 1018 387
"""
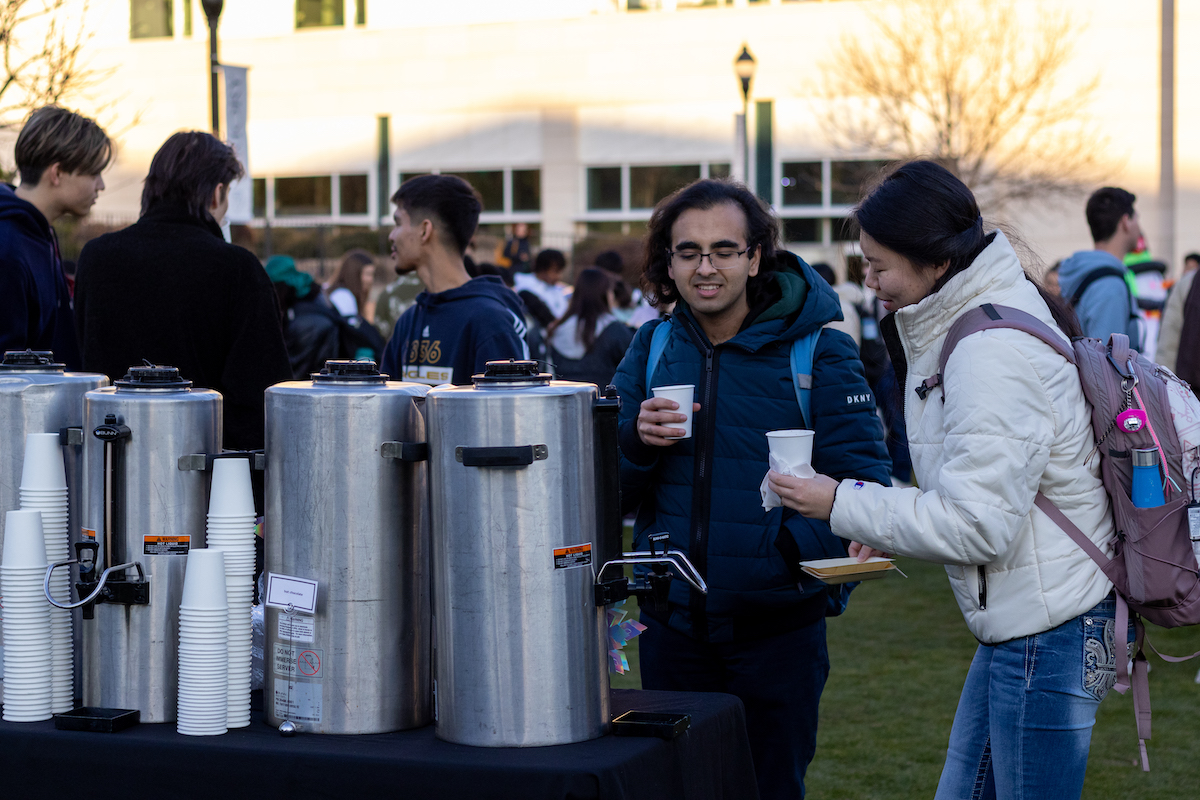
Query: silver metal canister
0 350 108 696
264 361 431 734
427 361 611 747
79 366 220 722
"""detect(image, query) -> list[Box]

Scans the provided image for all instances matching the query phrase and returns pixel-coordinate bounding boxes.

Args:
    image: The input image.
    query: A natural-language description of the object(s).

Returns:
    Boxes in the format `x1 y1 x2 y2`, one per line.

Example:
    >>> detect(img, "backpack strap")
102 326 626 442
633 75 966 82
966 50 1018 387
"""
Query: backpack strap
1069 265 1129 308
644 318 672 390
917 304 1076 400
790 328 821 428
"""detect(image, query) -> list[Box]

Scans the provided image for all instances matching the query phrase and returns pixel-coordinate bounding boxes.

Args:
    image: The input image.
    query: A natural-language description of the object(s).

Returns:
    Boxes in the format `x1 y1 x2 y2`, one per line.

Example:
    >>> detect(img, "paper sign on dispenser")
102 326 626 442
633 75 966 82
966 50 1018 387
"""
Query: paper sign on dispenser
265 573 318 615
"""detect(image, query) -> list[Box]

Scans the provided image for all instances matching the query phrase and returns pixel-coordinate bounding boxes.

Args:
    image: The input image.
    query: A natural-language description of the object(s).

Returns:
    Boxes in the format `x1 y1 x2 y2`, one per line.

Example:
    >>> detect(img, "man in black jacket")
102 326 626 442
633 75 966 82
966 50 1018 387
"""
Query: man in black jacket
75 132 291 451
1 106 111 368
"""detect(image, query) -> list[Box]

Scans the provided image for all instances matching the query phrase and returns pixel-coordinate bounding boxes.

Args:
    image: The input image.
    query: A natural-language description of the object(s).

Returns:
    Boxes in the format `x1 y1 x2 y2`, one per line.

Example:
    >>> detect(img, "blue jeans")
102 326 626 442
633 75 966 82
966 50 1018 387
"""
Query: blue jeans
935 594 1134 800
638 614 829 800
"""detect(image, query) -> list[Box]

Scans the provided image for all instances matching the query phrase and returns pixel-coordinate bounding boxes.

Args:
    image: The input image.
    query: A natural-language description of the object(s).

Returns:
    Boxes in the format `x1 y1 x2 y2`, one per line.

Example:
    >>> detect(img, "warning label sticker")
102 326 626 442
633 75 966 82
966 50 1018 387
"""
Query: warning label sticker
278 615 315 643
273 643 324 679
143 535 190 556
82 528 96 541
274 677 322 724
553 542 593 570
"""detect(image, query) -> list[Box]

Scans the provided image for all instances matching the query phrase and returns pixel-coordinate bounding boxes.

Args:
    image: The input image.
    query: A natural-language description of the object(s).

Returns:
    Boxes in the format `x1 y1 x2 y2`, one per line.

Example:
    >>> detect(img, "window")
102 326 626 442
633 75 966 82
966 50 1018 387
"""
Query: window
830 160 887 205
781 162 822 206
355 0 366 26
588 168 622 211
630 165 700 210
131 0 172 39
275 176 332 216
296 0 343 29
512 169 541 212
444 171 503 212
782 218 820 244
339 175 369 215
709 163 731 180
252 178 266 218
831 218 857 242
183 0 192 36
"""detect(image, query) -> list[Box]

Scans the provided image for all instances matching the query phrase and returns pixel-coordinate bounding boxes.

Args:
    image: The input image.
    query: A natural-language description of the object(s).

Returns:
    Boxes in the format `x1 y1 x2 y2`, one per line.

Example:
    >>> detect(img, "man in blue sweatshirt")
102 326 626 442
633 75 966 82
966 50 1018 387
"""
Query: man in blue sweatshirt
1058 187 1143 349
0 106 111 368
380 175 528 384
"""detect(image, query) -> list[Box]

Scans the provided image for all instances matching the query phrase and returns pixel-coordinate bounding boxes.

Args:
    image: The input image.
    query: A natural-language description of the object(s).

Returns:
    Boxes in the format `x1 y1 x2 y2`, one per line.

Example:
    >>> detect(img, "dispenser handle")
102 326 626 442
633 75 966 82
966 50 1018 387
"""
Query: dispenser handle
456 445 548 467
381 441 429 462
45 560 144 610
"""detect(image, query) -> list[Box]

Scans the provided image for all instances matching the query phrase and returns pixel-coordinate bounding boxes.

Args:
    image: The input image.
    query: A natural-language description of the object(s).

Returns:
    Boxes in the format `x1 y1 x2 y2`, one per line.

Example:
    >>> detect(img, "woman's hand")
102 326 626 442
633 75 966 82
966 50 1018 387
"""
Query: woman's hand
848 541 890 563
766 470 839 520
637 396 701 446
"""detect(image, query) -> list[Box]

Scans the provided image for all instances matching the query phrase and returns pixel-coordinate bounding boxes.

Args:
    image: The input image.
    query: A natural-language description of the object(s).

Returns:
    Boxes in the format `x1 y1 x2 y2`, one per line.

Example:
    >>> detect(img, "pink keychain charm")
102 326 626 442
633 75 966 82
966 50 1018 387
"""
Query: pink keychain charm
1117 408 1147 432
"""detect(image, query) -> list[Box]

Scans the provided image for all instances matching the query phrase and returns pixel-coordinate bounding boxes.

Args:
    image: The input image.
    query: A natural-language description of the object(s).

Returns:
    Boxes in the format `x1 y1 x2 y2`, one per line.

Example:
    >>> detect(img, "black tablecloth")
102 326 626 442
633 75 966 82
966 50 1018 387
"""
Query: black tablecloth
0 689 757 800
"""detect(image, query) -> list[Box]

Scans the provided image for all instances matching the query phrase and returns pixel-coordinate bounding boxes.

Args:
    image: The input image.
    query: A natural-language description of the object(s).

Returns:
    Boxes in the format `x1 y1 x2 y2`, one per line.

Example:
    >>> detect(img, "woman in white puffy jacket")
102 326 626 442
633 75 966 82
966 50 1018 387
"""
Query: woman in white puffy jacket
768 161 1131 799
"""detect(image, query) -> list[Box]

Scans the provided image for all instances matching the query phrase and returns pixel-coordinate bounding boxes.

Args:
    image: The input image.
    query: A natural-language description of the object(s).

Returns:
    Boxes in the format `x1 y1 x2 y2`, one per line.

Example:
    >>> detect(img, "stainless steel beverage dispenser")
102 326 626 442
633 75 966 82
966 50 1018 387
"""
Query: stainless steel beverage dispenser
0 350 109 696
426 361 706 747
264 360 431 734
70 366 220 723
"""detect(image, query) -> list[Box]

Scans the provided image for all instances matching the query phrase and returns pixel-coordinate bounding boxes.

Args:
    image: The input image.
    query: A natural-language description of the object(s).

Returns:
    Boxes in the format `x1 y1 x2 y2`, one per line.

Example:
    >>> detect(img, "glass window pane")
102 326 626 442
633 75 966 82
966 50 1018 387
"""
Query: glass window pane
131 0 173 39
355 0 366 26
296 0 344 29
275 176 332 216
629 165 700 210
782 218 820 243
252 178 266 218
830 160 888 205
831 217 857 242
443 171 503 213
512 169 541 212
587 167 622 211
781 162 822 206
183 0 192 36
709 163 731 180
339 174 369 215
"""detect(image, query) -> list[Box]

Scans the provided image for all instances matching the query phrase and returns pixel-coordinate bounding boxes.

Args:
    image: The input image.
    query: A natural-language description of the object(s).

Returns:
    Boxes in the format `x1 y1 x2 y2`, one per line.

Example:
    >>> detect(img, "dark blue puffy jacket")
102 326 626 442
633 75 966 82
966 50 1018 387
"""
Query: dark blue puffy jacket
613 252 891 643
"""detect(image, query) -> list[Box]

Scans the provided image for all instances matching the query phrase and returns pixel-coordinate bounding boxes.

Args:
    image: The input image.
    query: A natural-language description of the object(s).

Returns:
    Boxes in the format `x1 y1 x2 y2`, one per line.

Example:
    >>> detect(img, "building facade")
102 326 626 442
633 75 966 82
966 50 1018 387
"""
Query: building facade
13 0 1200 270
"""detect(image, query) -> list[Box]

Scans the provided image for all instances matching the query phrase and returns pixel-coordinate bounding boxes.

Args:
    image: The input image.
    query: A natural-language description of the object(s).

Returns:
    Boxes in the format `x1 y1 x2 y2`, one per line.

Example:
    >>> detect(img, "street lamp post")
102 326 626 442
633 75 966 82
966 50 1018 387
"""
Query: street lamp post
201 0 224 134
734 45 756 185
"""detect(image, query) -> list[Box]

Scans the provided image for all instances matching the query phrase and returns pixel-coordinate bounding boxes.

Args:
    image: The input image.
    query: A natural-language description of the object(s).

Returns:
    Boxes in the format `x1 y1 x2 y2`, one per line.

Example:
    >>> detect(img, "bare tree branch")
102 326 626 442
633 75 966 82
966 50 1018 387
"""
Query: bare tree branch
818 0 1110 210
0 0 98 129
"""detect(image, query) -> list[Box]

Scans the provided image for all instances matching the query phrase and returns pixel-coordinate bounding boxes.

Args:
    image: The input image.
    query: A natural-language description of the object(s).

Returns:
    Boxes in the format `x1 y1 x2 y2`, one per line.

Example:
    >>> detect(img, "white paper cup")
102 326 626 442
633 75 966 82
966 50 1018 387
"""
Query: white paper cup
180 550 228 610
2 510 47 567
208 459 255 518
651 384 695 439
19 433 67 490
767 430 815 466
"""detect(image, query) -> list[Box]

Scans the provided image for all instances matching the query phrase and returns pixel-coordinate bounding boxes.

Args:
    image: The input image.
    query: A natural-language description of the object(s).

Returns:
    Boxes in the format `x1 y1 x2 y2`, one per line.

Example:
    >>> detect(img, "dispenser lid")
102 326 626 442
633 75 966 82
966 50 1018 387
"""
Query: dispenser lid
115 364 192 391
1 350 65 372
472 359 551 387
312 359 386 384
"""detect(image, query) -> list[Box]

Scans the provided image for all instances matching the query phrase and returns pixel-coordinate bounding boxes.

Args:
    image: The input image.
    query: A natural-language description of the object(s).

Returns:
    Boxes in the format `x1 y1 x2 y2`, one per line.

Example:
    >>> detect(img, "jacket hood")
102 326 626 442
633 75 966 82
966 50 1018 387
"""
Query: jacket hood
415 274 526 318
1057 249 1126 301
0 184 52 241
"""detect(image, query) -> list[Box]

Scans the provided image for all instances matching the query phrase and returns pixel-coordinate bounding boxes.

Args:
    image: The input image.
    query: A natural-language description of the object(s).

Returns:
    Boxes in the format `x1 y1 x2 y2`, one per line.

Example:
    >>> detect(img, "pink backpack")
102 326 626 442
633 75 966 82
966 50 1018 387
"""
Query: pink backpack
920 303 1200 771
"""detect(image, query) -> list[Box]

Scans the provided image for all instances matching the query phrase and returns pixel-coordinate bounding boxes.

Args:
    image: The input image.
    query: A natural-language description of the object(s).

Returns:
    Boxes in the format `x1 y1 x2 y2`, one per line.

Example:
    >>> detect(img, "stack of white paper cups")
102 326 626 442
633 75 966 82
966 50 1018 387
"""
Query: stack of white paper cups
205 458 257 729
1 510 53 722
178 548 229 736
18 433 72 713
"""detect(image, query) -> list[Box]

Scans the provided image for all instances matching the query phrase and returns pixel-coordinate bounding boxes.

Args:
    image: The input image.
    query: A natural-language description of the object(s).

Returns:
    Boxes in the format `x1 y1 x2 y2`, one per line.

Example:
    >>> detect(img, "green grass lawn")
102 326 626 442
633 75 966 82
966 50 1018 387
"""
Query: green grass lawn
612 551 1200 798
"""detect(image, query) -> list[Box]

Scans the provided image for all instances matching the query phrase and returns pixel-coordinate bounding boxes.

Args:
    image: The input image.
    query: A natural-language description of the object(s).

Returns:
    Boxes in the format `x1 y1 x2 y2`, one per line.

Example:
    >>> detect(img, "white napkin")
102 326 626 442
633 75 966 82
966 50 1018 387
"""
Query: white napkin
761 452 816 510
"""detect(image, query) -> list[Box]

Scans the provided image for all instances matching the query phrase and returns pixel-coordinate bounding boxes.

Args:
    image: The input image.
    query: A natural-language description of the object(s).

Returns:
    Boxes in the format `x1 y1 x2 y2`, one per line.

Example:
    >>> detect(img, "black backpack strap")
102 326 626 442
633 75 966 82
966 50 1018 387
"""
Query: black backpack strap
1069 266 1128 308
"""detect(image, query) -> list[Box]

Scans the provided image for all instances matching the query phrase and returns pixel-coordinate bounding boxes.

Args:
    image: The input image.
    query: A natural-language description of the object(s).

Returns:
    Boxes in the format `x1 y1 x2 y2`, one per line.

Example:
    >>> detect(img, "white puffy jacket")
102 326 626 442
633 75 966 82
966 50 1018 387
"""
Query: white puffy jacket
830 232 1114 643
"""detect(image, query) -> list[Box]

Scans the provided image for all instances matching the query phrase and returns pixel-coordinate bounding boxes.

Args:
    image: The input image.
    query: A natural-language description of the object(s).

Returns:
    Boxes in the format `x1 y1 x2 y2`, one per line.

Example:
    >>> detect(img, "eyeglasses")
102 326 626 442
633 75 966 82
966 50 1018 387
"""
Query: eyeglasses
667 248 750 270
